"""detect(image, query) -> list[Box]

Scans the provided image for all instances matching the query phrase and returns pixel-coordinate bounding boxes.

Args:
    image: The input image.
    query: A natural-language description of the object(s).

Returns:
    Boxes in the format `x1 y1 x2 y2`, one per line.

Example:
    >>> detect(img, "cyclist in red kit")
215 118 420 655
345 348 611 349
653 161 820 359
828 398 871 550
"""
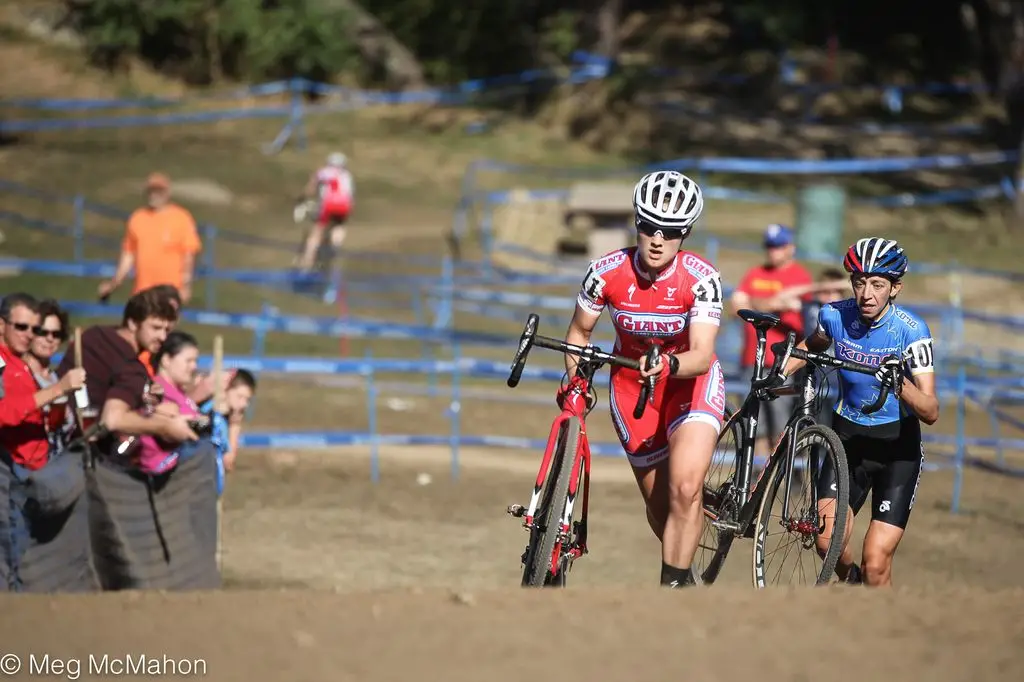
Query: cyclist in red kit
561 170 725 588
297 152 354 272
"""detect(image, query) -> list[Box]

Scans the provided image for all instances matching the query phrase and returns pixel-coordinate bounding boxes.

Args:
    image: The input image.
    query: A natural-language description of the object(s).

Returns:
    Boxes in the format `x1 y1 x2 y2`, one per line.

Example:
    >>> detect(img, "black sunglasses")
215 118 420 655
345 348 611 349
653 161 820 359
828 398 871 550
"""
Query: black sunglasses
3 319 63 340
635 220 685 240
33 327 65 340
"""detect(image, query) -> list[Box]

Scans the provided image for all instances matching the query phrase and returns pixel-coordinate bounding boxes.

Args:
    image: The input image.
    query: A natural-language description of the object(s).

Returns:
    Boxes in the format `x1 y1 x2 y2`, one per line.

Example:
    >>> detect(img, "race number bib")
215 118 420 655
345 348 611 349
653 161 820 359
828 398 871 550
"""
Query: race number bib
691 272 723 305
904 338 935 374
580 266 606 303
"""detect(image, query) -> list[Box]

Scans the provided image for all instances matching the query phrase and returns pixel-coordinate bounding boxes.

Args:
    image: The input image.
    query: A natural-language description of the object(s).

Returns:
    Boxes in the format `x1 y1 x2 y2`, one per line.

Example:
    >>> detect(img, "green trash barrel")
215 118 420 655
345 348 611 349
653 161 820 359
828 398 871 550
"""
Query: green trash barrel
794 183 847 261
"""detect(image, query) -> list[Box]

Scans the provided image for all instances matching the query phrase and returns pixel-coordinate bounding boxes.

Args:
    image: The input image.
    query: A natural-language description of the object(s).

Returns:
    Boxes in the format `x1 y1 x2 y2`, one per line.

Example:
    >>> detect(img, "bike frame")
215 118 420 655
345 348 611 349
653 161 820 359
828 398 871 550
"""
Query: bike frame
522 359 600 574
507 314 651 581
715 325 822 537
712 315 893 538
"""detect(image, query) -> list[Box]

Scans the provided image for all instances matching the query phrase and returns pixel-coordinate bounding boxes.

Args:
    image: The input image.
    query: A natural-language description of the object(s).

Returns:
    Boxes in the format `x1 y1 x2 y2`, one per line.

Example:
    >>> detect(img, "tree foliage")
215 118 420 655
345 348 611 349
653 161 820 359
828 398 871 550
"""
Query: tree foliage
62 0 1024 89
66 0 355 84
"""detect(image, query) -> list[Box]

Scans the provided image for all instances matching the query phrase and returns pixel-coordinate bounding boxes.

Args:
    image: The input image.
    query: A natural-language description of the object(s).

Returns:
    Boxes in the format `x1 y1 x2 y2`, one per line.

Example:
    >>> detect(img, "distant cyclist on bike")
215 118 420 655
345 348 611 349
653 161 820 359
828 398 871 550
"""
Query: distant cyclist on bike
297 152 354 272
564 171 726 588
778 237 939 587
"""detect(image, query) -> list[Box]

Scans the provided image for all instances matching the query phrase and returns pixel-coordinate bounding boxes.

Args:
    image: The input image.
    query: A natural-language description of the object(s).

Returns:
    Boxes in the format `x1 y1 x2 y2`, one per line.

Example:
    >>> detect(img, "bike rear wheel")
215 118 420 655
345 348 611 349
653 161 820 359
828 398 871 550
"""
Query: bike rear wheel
693 404 741 585
751 424 850 587
521 417 581 588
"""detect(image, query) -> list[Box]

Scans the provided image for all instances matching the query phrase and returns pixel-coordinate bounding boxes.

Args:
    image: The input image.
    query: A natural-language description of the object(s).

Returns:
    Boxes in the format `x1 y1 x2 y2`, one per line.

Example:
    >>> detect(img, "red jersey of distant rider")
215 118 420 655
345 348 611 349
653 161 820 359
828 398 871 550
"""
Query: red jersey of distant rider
576 247 727 468
315 166 353 227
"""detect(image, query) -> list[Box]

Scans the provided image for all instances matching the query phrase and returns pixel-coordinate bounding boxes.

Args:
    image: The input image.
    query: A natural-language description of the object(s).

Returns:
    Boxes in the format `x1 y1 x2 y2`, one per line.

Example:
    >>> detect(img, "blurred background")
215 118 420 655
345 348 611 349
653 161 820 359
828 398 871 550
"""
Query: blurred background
1 0 1023 589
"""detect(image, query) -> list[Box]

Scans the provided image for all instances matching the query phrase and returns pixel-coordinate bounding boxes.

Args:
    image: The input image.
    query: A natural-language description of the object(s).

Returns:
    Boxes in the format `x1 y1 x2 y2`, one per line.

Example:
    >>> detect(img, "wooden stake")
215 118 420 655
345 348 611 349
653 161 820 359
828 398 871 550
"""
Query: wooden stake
72 327 84 431
212 334 225 574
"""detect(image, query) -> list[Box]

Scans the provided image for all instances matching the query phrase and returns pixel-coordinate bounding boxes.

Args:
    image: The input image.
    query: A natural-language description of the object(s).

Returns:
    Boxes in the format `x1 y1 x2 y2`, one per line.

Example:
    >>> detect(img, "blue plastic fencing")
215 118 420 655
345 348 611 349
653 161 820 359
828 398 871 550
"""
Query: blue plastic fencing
0 59 610 154
10 253 1024 374
2 168 1024 372
6 262 1021 512
1 168 1021 512
42 347 1020 509
456 153 1019 255
3 173 1023 371
1 50 996 149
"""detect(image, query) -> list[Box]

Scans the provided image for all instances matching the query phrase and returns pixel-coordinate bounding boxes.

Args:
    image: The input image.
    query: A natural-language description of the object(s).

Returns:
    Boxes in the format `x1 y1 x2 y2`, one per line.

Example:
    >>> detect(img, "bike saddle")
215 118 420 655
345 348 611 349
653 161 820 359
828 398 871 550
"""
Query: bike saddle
737 309 781 329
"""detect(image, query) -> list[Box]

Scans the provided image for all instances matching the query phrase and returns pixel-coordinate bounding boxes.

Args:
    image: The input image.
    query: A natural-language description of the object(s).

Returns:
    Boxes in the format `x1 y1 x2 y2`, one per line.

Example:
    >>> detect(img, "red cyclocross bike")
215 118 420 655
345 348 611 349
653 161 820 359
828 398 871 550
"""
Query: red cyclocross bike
505 314 662 587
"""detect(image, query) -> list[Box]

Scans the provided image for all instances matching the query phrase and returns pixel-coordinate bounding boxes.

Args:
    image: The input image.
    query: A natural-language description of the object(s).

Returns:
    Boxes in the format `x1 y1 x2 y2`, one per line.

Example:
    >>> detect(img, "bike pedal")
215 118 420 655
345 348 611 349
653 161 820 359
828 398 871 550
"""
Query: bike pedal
711 520 743 534
507 504 526 518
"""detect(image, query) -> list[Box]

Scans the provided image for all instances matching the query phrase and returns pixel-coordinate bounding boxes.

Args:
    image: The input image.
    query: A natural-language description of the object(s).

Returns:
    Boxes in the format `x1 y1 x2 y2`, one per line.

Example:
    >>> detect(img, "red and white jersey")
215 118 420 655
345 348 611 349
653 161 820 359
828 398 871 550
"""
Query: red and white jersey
576 247 724 370
316 166 354 205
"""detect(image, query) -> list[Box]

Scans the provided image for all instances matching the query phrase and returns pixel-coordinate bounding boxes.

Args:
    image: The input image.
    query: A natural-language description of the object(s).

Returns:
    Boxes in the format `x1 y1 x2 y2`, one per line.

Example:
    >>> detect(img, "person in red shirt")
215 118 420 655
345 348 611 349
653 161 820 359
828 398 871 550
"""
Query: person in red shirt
730 224 813 456
0 293 87 471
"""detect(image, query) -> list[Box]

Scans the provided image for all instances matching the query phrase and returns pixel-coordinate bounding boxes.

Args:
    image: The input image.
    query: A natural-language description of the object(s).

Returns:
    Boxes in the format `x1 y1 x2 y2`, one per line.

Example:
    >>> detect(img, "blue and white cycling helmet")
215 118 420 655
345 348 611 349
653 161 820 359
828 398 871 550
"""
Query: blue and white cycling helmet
843 237 908 280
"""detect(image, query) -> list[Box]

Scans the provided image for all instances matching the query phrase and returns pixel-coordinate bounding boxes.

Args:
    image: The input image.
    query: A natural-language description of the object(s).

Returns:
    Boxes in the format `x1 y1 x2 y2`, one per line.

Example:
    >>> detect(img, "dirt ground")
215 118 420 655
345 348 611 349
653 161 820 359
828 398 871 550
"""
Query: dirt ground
1 445 1022 681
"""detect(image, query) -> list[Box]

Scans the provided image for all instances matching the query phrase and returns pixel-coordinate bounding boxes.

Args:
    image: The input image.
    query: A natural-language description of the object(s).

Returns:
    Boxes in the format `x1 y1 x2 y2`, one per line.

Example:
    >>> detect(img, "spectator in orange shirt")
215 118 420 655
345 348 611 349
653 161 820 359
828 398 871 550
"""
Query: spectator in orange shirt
730 224 813 456
97 173 202 305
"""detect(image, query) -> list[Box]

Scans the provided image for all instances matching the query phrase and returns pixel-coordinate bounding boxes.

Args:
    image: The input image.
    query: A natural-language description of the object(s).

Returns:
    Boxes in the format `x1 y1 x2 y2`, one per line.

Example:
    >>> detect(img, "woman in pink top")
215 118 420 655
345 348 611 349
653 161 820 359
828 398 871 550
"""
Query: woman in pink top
136 331 201 475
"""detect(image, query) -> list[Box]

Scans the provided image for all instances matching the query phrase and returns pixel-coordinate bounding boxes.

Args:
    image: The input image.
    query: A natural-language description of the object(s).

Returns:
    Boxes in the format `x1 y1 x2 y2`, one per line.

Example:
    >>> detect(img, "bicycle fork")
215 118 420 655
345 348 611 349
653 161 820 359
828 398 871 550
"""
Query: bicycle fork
779 421 824 542
507 416 591 574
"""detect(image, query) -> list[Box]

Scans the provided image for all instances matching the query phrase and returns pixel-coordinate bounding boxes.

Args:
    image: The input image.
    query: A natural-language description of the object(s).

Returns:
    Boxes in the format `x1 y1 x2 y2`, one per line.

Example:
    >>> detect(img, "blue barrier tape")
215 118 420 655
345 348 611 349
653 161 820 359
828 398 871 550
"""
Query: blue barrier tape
480 182 1009 210
0 255 529 294
44 349 1024 402
470 151 1016 177
653 101 987 136
3 171 1022 285
4 248 1024 335
56 300 515 346
0 65 605 131
3 246 1022 337
0 64 992 113
427 280 1024 333
0 106 291 134
0 180 485 273
0 81 296 110
234 430 1020 459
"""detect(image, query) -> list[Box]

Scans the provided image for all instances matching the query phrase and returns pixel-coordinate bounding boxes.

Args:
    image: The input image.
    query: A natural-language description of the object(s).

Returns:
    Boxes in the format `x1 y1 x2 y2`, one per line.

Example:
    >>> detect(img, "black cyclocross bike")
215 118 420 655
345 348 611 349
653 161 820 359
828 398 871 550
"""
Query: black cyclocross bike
692 309 895 588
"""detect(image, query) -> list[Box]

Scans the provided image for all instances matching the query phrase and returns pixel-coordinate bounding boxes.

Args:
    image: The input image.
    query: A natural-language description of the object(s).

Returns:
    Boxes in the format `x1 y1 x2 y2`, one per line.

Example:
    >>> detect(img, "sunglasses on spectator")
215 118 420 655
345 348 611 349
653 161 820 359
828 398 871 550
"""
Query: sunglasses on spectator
635 220 685 241
6 321 34 334
4 320 64 339
34 327 65 340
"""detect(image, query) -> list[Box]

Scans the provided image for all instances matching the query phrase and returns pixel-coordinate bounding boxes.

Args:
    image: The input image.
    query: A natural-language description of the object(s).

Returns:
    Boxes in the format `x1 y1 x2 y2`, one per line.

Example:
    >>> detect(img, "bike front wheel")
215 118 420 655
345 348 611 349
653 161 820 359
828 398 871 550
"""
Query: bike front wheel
693 404 741 585
521 417 581 588
751 424 850 587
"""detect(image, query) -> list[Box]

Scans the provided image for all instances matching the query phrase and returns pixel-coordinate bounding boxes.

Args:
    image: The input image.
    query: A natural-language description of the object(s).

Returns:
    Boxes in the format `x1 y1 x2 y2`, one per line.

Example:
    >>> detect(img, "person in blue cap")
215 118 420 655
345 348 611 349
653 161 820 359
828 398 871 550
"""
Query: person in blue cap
730 223 813 458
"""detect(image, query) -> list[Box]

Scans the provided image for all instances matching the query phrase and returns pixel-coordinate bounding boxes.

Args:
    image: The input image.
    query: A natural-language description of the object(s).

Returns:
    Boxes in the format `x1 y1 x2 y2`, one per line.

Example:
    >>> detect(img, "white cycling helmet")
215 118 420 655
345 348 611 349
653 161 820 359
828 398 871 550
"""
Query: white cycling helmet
327 152 347 168
632 170 704 237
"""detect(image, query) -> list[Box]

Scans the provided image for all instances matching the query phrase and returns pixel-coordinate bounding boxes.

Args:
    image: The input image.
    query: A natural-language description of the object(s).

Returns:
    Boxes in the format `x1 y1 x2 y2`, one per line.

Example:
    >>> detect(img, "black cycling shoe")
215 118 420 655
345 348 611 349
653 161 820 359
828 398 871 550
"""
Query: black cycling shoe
844 564 863 585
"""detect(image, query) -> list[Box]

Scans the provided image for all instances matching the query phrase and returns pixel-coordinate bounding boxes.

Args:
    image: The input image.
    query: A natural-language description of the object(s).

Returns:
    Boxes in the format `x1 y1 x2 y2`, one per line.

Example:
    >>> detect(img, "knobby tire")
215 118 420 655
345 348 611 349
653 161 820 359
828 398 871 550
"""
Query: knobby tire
752 424 850 587
694 405 741 585
522 417 581 588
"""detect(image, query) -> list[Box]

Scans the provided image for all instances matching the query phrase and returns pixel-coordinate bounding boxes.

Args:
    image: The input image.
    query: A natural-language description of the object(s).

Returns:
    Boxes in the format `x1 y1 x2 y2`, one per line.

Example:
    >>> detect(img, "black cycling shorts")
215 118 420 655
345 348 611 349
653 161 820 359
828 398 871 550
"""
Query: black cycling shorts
817 415 924 530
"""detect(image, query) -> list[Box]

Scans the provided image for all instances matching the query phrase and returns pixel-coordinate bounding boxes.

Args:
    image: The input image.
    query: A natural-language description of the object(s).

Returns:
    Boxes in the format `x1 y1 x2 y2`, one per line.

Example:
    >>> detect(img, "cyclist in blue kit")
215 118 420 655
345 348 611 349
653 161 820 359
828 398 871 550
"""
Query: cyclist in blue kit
777 237 940 587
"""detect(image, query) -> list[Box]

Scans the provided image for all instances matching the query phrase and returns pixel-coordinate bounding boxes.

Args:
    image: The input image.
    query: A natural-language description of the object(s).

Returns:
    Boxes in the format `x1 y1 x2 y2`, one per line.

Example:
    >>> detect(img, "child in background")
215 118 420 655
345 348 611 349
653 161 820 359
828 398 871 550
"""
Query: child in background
198 369 257 496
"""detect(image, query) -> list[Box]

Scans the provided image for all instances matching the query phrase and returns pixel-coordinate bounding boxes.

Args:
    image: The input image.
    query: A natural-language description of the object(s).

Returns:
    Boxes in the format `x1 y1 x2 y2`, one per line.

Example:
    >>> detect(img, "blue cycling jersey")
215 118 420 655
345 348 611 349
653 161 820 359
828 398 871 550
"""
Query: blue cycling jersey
817 299 935 427
199 400 231 497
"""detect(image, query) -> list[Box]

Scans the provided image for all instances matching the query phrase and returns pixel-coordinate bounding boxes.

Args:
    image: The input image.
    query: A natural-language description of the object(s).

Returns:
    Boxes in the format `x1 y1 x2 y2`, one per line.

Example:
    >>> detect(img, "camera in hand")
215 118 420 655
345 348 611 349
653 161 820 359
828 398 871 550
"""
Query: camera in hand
187 415 214 437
